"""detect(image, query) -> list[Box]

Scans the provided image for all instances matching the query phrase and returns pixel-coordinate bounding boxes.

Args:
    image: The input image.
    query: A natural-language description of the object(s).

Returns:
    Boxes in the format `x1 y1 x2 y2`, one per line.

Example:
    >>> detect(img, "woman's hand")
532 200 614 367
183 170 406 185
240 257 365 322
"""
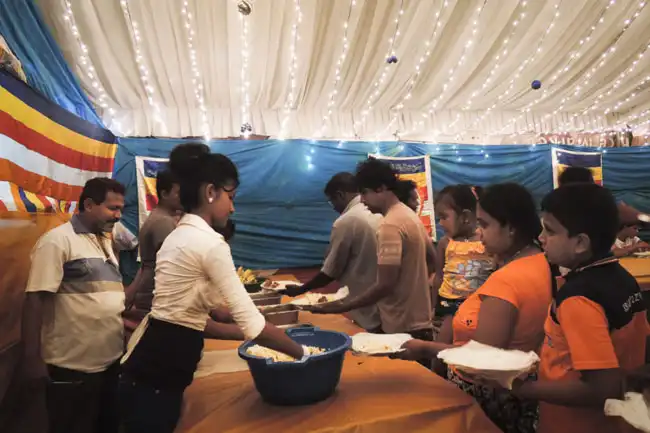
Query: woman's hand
391 339 430 361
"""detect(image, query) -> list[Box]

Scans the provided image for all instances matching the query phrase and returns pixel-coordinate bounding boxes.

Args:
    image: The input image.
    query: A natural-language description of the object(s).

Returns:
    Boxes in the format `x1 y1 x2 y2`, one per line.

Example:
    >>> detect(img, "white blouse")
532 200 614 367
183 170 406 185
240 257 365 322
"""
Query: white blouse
151 213 265 340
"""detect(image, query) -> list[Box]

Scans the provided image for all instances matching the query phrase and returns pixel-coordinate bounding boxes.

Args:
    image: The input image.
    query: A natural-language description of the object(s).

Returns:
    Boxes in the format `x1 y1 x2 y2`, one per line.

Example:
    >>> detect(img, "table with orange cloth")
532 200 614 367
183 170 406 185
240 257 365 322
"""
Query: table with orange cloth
175 275 499 433
620 257 650 290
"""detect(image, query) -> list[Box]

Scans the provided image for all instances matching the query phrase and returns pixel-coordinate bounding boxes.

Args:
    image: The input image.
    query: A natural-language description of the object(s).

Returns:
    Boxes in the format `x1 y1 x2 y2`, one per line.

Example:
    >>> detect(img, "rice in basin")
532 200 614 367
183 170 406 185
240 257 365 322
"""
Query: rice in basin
246 345 325 362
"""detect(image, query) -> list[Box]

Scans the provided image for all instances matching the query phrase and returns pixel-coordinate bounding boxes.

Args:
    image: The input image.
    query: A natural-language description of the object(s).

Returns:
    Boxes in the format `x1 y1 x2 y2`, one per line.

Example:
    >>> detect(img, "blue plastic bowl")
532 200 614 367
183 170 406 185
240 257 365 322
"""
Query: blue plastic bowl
238 327 351 406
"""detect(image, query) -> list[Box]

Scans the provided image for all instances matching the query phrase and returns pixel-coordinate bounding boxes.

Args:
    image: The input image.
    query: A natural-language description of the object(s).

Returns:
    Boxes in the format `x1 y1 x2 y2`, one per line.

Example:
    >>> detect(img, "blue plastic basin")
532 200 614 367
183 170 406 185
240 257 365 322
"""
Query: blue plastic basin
238 327 351 406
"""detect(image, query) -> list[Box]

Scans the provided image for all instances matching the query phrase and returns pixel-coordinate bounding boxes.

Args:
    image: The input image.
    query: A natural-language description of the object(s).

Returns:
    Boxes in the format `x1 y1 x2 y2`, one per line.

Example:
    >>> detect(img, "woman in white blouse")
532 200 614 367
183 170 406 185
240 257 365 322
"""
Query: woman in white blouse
119 143 304 433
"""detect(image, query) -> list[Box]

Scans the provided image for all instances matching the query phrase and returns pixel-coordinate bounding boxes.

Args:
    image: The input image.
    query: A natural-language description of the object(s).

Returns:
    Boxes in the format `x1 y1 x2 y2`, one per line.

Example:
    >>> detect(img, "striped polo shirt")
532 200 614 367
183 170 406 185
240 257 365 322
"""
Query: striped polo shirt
26 215 125 373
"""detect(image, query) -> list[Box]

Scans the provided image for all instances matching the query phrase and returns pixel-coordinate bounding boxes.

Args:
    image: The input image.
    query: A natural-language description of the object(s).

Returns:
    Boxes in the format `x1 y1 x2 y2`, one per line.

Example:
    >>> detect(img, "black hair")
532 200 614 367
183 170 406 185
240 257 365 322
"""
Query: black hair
168 142 239 213
155 169 178 198
324 172 358 197
78 177 125 212
541 183 619 257
395 180 417 205
558 167 595 186
479 183 541 244
435 184 482 214
355 157 398 191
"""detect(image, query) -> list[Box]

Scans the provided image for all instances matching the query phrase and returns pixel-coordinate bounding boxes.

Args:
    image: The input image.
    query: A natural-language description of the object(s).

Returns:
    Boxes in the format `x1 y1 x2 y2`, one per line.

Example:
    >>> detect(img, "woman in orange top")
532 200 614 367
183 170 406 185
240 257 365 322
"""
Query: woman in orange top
398 183 553 433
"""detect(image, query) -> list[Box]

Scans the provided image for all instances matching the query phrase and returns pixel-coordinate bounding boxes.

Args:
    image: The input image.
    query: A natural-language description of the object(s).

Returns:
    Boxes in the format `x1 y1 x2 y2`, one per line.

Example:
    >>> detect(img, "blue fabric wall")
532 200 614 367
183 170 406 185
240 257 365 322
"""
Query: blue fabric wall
114 139 650 269
0 0 102 125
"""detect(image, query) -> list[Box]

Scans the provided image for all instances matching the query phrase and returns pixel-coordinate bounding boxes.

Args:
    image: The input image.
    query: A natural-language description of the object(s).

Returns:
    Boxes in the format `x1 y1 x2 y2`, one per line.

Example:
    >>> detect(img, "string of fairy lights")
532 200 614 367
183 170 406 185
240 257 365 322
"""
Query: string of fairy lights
239 10 252 137
62 0 121 133
488 0 647 139
181 0 210 141
278 0 303 140
314 0 357 139
352 0 405 139
520 0 620 115
119 0 166 135
374 0 450 141
61 1 650 148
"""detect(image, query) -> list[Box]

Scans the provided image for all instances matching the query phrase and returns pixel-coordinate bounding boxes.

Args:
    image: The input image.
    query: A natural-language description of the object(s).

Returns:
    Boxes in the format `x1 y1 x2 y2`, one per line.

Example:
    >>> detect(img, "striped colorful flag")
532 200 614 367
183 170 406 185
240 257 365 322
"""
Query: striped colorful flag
0 69 116 208
551 148 603 188
135 156 168 227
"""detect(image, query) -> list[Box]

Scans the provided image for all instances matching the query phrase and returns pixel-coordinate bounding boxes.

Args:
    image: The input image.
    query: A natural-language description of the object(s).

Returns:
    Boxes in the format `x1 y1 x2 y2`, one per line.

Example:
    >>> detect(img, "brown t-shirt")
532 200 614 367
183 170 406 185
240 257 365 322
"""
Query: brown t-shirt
135 208 177 310
376 202 433 333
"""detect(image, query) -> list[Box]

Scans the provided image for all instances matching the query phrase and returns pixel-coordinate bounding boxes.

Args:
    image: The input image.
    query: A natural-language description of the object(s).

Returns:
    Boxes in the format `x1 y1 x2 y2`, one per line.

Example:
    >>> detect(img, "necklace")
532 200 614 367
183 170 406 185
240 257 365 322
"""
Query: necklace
500 243 539 267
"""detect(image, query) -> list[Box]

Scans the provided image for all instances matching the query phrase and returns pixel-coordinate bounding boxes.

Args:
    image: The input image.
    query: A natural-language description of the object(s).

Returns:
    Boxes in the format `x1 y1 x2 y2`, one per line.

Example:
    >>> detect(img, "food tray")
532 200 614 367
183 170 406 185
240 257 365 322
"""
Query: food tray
253 294 283 306
250 289 277 299
259 304 300 326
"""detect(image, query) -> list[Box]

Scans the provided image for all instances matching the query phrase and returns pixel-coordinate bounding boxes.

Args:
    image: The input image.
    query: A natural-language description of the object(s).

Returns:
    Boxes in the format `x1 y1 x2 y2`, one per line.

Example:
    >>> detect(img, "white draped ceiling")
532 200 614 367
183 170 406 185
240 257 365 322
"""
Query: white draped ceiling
37 0 650 142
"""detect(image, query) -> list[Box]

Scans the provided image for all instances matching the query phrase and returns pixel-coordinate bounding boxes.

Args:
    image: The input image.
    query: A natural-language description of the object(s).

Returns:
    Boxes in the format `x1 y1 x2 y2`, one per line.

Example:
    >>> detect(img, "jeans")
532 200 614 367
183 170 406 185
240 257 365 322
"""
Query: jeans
46 362 120 433
119 375 184 433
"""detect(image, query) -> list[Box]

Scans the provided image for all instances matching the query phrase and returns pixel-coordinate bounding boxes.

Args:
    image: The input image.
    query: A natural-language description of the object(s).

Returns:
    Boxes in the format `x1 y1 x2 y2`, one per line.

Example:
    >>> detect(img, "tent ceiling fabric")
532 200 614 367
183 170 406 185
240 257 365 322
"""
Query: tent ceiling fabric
37 0 650 141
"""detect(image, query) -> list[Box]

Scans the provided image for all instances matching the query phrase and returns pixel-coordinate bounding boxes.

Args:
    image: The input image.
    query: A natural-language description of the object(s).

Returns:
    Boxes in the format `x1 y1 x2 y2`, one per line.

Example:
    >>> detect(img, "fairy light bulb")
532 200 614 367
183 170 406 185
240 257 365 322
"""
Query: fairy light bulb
353 0 405 139
279 0 303 139
64 0 121 133
120 0 166 135
180 1 210 139
316 0 356 138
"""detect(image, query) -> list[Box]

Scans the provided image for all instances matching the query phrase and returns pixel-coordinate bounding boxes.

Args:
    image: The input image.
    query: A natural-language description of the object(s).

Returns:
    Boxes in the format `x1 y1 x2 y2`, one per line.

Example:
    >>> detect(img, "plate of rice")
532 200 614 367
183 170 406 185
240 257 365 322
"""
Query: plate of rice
290 286 349 308
351 332 413 356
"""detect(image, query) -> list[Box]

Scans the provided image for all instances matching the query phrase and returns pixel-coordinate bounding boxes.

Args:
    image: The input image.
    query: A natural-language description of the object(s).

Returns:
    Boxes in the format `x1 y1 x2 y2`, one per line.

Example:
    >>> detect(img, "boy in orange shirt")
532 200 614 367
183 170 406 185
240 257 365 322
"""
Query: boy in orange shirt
513 183 648 433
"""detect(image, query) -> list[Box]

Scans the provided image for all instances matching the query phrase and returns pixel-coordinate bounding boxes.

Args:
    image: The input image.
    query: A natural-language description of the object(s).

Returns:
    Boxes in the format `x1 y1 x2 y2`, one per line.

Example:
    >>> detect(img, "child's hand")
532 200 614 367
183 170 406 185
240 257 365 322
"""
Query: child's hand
635 242 650 252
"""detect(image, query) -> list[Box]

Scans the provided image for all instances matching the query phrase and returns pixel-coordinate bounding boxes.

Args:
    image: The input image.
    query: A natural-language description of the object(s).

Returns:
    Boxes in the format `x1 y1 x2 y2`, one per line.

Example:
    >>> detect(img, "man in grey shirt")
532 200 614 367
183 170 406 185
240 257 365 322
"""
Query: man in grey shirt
126 169 181 311
283 172 382 331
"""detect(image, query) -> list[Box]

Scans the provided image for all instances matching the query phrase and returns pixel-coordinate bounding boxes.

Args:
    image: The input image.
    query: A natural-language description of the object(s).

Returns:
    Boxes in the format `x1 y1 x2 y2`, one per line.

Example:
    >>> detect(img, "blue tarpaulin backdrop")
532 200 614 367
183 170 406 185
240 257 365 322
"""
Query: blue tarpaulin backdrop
114 139 650 269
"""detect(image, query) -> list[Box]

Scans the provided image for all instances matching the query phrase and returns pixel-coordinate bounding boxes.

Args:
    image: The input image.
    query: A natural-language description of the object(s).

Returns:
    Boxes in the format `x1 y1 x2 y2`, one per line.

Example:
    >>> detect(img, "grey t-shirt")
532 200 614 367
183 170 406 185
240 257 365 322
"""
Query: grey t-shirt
135 208 177 310
322 197 382 331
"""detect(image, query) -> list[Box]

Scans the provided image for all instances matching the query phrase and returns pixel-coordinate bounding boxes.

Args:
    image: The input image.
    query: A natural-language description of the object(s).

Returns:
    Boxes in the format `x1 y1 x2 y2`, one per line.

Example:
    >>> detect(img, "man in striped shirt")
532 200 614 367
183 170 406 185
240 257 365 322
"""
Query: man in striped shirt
21 177 126 433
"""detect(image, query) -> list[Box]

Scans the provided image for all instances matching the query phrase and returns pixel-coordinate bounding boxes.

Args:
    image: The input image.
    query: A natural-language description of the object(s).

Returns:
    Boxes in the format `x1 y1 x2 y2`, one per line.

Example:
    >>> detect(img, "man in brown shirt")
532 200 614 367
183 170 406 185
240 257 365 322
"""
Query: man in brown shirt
308 159 435 349
126 170 181 311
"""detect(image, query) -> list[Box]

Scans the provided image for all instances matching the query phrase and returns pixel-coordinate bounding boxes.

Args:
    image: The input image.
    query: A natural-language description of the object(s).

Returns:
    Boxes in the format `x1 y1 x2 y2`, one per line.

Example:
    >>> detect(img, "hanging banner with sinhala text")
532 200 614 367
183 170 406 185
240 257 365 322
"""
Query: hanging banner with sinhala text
372 154 436 241
551 148 603 188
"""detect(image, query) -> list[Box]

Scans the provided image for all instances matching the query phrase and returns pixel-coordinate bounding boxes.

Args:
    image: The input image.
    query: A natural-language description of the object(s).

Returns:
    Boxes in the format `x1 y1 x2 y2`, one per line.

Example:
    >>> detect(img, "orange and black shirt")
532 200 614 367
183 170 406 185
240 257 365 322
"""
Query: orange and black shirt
538 257 649 433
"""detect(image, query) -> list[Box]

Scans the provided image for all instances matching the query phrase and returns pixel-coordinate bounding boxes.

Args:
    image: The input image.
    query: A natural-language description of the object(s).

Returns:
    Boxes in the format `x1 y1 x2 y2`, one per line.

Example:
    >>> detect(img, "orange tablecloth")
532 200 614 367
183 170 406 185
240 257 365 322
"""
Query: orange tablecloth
176 276 499 433
620 257 650 290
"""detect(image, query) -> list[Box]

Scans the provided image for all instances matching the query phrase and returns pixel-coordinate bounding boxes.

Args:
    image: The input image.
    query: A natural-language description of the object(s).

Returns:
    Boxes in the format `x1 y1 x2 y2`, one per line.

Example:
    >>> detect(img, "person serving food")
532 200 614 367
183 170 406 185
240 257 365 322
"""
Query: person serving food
305 159 436 366
119 143 304 433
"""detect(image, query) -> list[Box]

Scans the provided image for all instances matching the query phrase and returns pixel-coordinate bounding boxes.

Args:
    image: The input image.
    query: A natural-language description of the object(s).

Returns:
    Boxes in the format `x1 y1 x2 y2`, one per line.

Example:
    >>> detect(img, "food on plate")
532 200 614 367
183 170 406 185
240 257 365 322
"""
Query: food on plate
317 295 329 304
237 267 257 284
246 345 325 362
262 280 281 289
351 332 413 355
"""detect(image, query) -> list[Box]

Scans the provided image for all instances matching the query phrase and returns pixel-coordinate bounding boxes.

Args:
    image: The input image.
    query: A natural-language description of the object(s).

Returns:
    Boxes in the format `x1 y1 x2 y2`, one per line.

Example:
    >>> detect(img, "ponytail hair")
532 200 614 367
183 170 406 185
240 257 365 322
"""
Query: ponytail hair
435 184 482 214
168 142 239 212
478 183 541 244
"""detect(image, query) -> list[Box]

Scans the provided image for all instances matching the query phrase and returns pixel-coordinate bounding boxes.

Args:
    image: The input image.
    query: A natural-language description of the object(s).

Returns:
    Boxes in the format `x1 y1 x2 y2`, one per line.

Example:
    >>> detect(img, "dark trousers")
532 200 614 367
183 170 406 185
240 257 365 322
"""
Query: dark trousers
119 375 184 433
408 328 434 369
47 362 120 433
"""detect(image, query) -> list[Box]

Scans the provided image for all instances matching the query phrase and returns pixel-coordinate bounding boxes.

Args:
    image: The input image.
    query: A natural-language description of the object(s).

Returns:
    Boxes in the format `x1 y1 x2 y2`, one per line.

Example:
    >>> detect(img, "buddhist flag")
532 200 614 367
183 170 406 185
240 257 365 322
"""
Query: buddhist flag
551 148 604 188
0 69 116 206
135 156 168 228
